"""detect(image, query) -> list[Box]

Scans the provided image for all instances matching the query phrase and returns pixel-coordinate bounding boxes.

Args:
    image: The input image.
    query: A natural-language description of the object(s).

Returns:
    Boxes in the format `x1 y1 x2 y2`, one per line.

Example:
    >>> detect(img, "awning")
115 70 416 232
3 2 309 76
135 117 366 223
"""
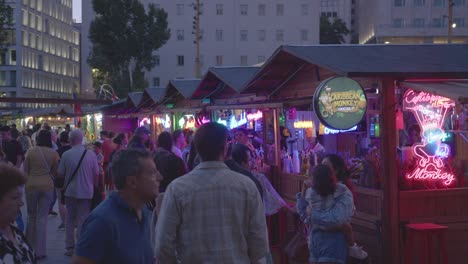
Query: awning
400 80 468 104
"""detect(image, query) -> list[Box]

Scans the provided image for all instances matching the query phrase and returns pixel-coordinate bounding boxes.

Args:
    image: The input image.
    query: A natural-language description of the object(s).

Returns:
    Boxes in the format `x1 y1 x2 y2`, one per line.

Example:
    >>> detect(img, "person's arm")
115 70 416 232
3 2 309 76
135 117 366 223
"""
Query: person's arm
154 185 180 263
23 150 30 175
51 152 60 178
247 189 269 263
57 155 66 179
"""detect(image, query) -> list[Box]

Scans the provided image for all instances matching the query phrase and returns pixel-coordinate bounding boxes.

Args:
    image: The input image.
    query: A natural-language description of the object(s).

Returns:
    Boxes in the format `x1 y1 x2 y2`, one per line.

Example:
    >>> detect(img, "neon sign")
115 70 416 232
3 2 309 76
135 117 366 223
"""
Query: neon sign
324 125 357 135
247 111 263 121
139 117 151 127
403 89 456 187
294 121 314 129
155 114 171 129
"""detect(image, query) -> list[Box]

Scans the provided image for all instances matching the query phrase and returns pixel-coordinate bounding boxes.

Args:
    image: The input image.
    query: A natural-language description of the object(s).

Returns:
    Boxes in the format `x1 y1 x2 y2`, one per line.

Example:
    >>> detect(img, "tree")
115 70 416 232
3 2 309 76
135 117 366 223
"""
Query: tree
320 15 350 44
0 0 13 44
88 0 170 98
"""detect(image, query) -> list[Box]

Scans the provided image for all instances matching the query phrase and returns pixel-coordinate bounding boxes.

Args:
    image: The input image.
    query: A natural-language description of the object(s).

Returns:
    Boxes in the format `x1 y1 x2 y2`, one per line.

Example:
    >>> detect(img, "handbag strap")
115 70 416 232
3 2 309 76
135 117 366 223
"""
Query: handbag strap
38 147 54 182
63 149 87 193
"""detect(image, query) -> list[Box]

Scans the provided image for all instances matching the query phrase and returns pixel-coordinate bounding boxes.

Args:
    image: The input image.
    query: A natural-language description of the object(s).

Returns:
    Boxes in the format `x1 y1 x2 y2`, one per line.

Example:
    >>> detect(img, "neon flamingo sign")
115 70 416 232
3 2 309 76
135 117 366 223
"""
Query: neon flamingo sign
403 89 456 187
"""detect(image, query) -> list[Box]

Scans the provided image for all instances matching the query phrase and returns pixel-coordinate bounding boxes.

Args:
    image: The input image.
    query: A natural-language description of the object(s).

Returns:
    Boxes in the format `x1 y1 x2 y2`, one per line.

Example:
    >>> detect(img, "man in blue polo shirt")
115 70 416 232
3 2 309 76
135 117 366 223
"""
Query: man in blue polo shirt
71 149 162 264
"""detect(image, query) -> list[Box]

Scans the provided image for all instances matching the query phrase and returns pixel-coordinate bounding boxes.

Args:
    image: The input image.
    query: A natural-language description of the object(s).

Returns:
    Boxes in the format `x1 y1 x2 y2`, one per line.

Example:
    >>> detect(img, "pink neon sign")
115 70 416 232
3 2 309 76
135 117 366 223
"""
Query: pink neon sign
403 89 456 187
247 111 263 121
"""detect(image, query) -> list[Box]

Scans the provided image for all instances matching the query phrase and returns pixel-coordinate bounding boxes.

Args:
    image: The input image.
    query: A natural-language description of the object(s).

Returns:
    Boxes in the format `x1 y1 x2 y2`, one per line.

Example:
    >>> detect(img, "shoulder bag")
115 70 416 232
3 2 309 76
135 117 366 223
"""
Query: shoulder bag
61 150 87 204
38 147 59 186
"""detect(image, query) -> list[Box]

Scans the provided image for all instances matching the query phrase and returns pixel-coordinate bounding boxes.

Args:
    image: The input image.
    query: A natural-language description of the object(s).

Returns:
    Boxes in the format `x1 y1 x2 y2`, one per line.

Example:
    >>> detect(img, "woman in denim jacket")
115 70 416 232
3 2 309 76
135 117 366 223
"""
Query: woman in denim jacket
296 164 354 264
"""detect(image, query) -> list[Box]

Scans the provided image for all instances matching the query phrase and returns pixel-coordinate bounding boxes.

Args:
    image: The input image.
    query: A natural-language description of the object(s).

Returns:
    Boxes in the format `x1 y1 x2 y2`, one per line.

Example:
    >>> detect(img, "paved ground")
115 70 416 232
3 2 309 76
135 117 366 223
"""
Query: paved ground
21 202 71 264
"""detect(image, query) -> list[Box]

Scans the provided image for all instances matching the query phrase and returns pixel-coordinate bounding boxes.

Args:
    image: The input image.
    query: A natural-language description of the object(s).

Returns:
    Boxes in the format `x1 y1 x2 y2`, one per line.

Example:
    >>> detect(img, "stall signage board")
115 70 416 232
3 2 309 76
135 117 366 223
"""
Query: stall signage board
313 77 367 130
403 89 456 187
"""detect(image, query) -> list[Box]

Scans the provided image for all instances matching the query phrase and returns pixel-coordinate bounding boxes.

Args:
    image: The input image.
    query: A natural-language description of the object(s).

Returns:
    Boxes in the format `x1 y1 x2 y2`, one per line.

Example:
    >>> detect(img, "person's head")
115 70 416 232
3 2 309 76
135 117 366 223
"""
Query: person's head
407 124 421 145
93 141 103 154
157 131 173 152
43 125 52 131
0 125 11 141
109 131 115 139
133 127 150 143
100 131 109 140
69 129 84 146
65 124 71 131
234 128 249 144
232 143 253 170
59 131 70 144
10 123 16 128
172 129 185 149
194 122 228 162
183 129 194 146
21 130 28 137
10 128 20 139
111 149 162 202
36 130 53 148
322 154 349 182
0 164 26 226
312 164 337 197
113 133 127 148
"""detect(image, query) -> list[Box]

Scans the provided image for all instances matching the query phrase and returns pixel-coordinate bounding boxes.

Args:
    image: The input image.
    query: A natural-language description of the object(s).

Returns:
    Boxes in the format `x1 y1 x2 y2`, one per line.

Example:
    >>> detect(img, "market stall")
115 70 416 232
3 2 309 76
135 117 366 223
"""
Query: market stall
241 44 468 264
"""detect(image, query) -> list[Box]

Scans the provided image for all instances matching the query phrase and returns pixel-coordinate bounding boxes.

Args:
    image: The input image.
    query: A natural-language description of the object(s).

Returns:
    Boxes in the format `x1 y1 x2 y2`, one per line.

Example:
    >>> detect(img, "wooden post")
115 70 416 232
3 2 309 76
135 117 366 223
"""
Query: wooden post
381 79 400 264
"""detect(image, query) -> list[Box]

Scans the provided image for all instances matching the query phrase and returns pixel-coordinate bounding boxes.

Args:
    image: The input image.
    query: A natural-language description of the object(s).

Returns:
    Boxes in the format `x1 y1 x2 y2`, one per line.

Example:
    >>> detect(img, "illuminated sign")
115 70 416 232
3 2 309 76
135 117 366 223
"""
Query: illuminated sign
313 77 367 130
179 115 196 129
139 117 151 127
155 114 171 129
294 121 314 129
323 125 357 135
247 111 263 121
403 89 456 187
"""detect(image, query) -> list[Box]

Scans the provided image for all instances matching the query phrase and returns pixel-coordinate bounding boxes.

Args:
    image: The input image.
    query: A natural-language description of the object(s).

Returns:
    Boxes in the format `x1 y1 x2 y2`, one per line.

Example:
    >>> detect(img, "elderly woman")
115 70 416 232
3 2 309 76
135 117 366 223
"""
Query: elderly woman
23 130 60 260
0 164 35 263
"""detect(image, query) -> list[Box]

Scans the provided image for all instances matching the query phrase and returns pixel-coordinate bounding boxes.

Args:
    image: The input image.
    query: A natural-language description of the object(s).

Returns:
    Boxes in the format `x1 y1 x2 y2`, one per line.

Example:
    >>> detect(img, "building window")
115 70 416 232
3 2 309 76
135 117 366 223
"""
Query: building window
332 12 337 17
276 30 284 41
432 18 444 27
453 17 465 27
240 30 248 41
258 4 265 16
155 55 160 66
453 0 465 5
394 0 406 6
216 4 223 15
240 4 248 15
215 55 223 66
301 4 309 15
392 18 404 28
176 4 184 15
177 55 184 66
0 52 5 65
276 4 284 16
257 56 266 63
0 71 6 86
413 0 425 6
216 29 223 41
433 0 446 7
22 10 28 26
153 77 160 87
257 30 266 41
176 30 184 41
413 18 425 27
300 29 308 41
240 55 248 66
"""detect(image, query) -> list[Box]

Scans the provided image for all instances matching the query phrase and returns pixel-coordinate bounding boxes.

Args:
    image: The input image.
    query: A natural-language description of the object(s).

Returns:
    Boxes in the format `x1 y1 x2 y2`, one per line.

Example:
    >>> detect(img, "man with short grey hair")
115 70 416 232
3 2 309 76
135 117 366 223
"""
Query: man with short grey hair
58 129 99 256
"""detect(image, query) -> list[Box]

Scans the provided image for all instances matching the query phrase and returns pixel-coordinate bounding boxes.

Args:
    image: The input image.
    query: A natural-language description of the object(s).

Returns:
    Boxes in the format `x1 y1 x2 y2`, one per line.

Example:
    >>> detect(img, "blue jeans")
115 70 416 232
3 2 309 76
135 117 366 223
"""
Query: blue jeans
309 229 348 264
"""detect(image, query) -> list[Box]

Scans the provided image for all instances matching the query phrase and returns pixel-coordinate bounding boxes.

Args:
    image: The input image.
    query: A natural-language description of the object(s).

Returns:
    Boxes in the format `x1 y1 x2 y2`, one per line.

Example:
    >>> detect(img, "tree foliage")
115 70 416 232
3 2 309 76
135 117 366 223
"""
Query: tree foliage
0 0 13 45
88 0 170 97
320 15 350 44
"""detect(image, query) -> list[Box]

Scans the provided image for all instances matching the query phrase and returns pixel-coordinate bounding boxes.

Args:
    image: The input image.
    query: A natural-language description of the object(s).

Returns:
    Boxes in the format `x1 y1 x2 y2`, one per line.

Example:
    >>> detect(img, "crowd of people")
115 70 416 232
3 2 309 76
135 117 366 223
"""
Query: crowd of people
0 121 367 264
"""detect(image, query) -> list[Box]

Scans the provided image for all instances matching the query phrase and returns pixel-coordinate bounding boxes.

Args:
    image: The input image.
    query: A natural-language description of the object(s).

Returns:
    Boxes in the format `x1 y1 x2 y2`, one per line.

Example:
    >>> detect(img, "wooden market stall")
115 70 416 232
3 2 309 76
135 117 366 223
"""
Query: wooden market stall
241 44 468 264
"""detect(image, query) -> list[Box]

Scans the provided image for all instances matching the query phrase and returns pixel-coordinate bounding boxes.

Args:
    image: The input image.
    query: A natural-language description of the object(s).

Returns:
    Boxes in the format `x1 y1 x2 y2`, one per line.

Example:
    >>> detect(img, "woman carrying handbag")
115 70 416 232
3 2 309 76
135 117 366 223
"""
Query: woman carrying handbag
23 130 60 260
